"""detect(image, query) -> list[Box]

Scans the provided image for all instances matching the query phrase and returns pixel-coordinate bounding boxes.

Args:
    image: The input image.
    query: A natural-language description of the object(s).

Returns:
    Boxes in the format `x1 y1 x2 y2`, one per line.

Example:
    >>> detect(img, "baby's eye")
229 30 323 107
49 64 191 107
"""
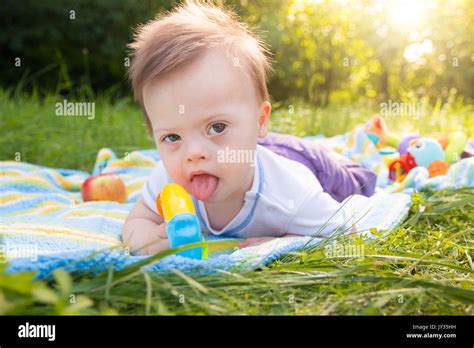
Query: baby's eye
208 122 227 135
163 134 181 143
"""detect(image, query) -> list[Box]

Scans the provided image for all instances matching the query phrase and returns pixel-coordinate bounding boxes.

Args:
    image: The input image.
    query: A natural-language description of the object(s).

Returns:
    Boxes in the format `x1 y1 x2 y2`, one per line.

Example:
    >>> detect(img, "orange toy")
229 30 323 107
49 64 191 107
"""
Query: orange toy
437 134 449 150
427 160 450 178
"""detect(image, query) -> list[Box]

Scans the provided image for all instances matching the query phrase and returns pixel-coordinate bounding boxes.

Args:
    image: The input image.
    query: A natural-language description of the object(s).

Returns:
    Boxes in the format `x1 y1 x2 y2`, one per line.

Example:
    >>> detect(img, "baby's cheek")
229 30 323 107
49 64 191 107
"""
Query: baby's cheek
170 167 188 185
161 157 186 183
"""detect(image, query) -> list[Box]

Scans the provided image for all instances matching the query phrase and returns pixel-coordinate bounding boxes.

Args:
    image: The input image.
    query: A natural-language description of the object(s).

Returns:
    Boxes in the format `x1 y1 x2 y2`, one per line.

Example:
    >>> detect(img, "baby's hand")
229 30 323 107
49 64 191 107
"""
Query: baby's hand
143 223 170 255
122 195 172 256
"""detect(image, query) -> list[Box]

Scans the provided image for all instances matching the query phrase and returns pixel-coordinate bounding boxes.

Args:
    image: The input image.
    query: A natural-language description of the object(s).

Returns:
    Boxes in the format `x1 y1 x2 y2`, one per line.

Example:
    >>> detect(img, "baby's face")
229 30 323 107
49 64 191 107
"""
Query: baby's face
143 47 270 204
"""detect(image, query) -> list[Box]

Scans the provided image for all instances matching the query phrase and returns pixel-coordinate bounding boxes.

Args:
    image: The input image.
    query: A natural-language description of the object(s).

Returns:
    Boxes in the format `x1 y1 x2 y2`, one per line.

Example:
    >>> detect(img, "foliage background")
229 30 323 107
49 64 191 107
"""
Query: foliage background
1 0 472 105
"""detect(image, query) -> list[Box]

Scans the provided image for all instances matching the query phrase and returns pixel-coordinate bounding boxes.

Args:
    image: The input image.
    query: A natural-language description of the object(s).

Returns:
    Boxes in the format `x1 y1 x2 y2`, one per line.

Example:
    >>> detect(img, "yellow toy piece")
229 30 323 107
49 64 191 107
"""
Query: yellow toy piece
157 183 196 223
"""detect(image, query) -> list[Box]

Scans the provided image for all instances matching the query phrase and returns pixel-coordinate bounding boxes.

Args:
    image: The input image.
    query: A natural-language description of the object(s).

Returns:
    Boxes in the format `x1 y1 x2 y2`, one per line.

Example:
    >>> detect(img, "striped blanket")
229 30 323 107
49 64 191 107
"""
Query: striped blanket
2 130 473 278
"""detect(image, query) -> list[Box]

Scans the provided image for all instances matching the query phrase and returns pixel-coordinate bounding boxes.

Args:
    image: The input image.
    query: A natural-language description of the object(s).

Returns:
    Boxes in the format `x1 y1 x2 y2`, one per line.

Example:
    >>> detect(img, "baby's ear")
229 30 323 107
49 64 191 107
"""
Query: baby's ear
257 101 271 138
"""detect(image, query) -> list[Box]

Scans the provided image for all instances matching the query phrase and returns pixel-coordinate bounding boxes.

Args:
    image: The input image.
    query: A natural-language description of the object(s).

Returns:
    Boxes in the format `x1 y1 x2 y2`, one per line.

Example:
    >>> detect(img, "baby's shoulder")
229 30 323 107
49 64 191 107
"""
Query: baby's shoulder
257 145 319 186
256 145 322 211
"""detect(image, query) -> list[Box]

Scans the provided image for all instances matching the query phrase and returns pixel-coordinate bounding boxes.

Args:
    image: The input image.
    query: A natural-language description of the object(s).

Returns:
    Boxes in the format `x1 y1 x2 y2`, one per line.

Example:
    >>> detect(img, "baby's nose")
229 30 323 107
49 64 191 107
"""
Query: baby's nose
185 143 210 163
186 151 207 162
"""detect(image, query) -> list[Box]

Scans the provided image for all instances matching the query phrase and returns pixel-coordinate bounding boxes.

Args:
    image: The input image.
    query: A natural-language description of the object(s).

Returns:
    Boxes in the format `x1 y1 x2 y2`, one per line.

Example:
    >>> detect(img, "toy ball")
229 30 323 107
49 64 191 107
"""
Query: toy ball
428 160 450 178
407 138 444 168
398 135 420 155
444 131 468 164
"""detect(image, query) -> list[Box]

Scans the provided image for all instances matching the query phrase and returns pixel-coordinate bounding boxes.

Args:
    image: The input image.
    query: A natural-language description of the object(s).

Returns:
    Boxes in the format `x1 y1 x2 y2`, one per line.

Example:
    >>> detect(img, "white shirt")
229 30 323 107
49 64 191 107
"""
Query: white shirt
141 145 351 239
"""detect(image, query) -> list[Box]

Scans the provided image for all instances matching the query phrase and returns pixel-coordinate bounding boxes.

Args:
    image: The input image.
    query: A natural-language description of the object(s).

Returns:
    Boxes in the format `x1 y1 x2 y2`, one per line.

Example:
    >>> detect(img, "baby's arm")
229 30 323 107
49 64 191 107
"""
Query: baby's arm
122 195 169 256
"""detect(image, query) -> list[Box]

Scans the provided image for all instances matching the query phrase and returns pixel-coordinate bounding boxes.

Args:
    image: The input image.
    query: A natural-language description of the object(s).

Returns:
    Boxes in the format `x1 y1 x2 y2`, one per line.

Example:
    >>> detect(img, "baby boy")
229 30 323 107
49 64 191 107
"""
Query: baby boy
122 1 376 255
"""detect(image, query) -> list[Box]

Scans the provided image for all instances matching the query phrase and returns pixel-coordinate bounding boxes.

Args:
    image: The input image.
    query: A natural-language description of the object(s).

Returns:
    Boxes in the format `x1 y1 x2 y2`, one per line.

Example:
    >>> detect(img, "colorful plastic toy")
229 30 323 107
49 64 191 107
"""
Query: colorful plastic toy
365 114 399 149
407 137 445 168
156 183 208 260
388 151 417 182
428 160 450 177
386 138 450 182
444 131 468 164
398 135 420 155
365 115 461 182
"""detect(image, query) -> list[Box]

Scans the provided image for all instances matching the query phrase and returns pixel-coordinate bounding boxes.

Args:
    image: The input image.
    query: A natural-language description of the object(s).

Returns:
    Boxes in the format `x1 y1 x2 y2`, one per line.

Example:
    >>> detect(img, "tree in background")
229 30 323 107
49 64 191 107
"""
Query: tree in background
1 0 472 104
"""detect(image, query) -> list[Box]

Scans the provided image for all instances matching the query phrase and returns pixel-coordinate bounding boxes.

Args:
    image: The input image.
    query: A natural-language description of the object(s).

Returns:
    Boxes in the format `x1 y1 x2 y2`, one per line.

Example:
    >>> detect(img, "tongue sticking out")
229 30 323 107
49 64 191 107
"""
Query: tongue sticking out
191 174 218 201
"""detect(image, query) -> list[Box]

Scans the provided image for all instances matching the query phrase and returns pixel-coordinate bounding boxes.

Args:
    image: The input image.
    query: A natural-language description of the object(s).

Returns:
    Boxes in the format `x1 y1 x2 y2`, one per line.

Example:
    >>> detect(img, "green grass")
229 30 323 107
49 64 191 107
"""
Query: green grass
0 88 473 315
1 88 472 172
0 89 153 172
1 188 473 315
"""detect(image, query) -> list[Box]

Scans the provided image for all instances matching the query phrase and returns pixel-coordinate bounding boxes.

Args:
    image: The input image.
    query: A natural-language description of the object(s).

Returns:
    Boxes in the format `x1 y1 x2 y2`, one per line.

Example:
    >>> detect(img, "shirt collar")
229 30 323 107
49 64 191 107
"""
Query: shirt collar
192 153 263 236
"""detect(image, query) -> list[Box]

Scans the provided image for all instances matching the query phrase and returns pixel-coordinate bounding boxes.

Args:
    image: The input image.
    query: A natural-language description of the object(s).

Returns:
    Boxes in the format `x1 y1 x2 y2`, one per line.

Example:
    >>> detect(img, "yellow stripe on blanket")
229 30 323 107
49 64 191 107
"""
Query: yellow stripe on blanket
5 171 81 192
0 193 75 205
6 202 67 217
0 169 25 176
106 160 154 169
1 223 122 246
1 161 39 171
35 205 67 216
46 169 82 191
60 209 129 221
127 152 157 165
2 171 79 191
6 175 61 189
125 178 147 196
1 193 40 204
2 200 71 217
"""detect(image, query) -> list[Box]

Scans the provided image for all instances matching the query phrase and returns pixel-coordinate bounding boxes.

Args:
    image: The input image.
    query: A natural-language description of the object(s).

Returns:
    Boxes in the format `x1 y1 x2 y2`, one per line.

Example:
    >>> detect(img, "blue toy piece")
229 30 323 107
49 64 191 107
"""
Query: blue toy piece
407 137 444 168
166 213 203 259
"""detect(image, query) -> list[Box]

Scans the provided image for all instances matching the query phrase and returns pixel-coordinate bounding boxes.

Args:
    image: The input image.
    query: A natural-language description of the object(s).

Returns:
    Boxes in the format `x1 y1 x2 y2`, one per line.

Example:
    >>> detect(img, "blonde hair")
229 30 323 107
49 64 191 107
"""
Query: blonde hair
128 0 273 136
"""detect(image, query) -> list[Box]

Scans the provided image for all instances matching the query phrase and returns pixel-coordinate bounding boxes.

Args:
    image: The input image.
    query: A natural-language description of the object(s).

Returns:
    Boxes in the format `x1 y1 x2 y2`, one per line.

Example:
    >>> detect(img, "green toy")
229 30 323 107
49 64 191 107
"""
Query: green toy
444 131 468 164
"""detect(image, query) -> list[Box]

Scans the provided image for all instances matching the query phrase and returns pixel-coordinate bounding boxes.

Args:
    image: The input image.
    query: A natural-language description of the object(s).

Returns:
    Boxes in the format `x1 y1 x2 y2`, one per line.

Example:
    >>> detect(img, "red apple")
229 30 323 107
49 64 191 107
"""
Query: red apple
81 173 127 203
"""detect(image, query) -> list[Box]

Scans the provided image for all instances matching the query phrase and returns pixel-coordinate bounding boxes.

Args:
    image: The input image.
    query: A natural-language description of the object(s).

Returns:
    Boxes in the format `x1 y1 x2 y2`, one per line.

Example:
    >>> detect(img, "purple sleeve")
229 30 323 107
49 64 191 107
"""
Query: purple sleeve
257 132 376 202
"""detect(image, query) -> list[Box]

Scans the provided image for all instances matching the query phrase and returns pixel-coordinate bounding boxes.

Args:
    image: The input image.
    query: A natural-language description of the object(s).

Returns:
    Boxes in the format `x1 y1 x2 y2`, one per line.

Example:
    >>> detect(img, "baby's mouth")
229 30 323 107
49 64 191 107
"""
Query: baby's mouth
190 173 219 201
